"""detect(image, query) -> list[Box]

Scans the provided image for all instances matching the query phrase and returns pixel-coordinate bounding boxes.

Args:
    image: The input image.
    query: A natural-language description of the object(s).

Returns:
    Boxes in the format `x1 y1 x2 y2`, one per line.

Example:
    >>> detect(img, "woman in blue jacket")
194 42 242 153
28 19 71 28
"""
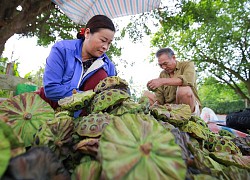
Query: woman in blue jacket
37 15 117 111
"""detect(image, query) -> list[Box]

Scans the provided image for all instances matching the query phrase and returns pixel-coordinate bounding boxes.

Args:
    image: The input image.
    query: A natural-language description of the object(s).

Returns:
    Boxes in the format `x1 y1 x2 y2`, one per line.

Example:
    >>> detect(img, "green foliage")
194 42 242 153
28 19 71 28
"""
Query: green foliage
23 67 44 88
24 7 80 46
126 0 250 105
0 57 8 74
199 77 247 113
25 6 122 57
202 100 245 114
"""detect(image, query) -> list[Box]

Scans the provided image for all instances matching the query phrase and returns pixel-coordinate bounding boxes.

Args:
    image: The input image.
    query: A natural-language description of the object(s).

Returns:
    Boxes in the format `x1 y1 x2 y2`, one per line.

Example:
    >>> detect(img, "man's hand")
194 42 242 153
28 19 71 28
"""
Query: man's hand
147 78 164 90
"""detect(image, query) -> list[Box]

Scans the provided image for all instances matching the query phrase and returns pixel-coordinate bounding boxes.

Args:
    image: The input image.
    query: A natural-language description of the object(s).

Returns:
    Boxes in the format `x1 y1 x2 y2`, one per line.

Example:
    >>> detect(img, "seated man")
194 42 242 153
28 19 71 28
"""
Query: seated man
145 47 201 116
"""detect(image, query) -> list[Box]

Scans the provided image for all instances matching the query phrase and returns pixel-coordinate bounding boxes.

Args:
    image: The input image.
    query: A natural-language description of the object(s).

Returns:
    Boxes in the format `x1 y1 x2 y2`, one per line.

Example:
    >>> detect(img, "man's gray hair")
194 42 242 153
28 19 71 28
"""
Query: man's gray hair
156 48 175 58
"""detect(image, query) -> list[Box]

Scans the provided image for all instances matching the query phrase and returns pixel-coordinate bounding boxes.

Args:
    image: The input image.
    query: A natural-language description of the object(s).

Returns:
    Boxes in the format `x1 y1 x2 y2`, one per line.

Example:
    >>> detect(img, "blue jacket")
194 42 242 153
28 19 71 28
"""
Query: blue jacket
43 39 117 102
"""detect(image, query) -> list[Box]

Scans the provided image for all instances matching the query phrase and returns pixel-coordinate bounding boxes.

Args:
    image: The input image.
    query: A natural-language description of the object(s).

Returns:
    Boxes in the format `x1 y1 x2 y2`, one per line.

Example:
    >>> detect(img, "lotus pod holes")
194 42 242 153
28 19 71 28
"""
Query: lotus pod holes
94 76 129 93
75 112 111 138
58 90 95 111
91 89 130 113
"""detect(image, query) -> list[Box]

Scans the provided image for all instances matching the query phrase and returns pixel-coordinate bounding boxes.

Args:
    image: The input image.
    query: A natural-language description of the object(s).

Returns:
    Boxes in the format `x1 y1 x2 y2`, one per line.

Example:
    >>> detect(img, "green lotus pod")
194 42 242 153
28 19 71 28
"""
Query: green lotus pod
149 104 171 121
187 141 225 176
99 113 187 180
0 93 55 147
209 152 250 170
0 129 11 178
34 117 74 160
190 116 209 129
204 134 242 155
94 76 129 93
58 89 95 111
169 128 196 170
217 165 250 180
218 129 236 138
33 123 55 146
138 96 151 114
71 156 102 180
150 104 191 127
0 120 25 157
47 116 74 147
181 121 208 140
110 99 150 116
55 110 74 118
75 112 111 138
159 121 175 131
90 89 130 113
73 138 99 156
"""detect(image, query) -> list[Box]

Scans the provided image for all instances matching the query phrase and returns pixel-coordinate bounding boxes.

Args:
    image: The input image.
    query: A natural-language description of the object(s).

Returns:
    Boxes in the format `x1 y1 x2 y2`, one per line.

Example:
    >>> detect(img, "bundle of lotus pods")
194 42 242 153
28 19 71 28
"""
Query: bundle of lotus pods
0 76 250 180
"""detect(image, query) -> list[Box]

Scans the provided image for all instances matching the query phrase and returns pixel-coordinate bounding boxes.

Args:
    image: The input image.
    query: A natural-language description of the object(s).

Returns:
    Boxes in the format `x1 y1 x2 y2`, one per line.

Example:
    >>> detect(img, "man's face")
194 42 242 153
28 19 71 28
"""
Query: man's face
158 53 176 73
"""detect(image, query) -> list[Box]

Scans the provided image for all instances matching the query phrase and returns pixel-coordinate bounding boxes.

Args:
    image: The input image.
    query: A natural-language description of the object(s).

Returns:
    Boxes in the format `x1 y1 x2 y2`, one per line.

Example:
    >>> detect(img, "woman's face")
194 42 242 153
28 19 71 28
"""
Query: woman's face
83 28 115 58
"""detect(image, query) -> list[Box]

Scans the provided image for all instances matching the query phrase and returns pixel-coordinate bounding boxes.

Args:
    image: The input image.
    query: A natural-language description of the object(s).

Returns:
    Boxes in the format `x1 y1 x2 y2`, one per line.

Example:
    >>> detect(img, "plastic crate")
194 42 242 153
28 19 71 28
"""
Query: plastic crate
15 83 38 95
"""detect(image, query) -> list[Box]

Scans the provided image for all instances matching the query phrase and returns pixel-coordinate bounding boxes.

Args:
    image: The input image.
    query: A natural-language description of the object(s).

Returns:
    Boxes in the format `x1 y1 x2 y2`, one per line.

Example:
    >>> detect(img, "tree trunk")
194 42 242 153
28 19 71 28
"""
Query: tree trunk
0 0 54 56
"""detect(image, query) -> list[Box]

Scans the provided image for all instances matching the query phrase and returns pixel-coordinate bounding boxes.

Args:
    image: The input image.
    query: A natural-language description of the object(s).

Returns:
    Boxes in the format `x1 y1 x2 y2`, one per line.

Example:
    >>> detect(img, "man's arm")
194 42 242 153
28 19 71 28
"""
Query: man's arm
147 77 183 90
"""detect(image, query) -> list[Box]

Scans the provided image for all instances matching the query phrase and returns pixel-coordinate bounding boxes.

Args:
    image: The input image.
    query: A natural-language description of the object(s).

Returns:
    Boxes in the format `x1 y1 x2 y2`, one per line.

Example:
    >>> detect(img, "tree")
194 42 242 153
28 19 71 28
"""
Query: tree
198 77 246 113
126 0 250 104
0 0 121 58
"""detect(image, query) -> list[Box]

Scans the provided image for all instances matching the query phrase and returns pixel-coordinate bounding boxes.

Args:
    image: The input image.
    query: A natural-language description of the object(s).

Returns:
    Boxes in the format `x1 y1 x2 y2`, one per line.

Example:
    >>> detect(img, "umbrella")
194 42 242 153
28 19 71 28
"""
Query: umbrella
52 0 161 24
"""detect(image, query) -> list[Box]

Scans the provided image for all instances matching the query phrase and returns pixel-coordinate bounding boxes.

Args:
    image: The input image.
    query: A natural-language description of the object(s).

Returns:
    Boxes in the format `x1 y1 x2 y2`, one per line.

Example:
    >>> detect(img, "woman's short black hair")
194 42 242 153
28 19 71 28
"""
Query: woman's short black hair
77 15 115 39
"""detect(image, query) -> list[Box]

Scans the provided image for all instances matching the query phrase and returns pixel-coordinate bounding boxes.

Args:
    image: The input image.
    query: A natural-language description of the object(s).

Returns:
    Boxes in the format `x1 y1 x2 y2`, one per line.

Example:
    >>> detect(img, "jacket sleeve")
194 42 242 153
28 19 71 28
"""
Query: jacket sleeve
43 43 77 101
102 54 117 76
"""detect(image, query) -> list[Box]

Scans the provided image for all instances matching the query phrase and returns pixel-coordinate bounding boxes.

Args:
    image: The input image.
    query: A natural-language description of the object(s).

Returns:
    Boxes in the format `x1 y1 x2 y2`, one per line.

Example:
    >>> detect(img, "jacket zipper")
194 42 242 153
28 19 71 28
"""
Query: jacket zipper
77 60 84 88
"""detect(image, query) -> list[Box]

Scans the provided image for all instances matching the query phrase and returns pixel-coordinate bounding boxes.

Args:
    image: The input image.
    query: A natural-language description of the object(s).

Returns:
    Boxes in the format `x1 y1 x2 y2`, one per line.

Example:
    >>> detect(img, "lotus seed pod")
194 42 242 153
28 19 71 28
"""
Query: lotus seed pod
47 116 74 147
209 152 250 170
0 120 25 157
71 156 102 180
73 138 99 156
0 93 55 147
218 129 236 138
94 76 129 93
75 112 111 138
0 129 11 178
99 113 187 180
150 103 191 127
181 121 208 140
110 99 150 116
204 134 242 155
58 90 95 111
187 141 225 175
90 89 130 113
